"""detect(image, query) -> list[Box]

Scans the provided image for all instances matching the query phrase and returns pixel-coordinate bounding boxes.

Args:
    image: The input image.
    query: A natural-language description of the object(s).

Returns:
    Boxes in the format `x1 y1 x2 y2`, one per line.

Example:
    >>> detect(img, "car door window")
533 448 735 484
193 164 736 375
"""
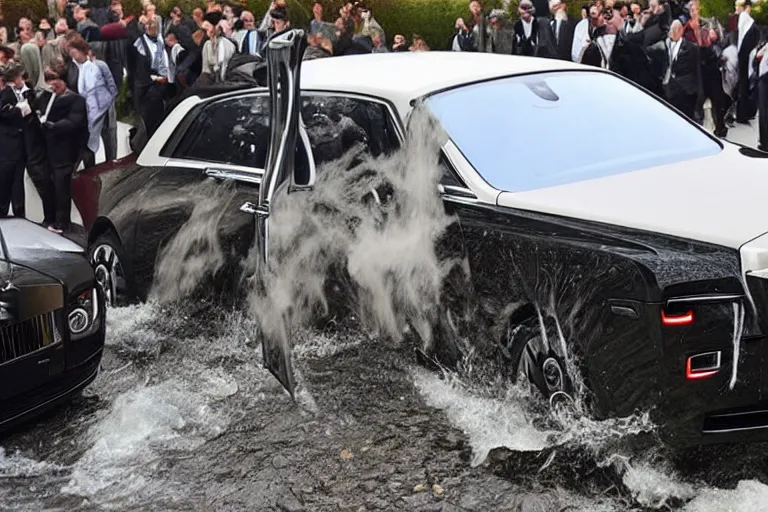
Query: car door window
171 95 271 169
300 95 401 167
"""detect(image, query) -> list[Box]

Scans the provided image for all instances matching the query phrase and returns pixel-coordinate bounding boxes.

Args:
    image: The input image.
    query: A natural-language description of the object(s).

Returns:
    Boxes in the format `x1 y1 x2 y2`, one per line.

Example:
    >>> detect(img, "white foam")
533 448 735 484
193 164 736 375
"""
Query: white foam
62 376 231 502
0 448 63 478
412 369 555 466
684 480 768 512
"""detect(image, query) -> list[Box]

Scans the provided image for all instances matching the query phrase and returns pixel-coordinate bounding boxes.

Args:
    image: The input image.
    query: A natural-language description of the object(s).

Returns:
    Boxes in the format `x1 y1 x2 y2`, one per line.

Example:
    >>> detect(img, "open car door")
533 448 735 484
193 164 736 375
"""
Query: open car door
250 29 311 398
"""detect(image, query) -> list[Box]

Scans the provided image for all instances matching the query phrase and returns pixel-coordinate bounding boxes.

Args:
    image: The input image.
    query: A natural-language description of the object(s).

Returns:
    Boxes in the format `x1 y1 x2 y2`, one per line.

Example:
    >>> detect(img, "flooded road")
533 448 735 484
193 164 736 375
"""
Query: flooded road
1 301 767 511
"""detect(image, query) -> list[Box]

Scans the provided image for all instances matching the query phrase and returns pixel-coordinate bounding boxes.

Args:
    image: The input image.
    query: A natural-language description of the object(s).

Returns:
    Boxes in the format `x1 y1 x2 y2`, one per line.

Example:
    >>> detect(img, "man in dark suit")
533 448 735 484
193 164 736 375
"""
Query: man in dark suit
0 65 30 219
543 0 576 60
648 20 701 119
40 68 88 234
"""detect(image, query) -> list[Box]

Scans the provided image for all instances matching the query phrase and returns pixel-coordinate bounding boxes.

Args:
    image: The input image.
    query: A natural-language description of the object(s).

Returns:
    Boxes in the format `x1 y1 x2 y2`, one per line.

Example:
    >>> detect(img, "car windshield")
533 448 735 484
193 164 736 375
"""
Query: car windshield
426 71 722 193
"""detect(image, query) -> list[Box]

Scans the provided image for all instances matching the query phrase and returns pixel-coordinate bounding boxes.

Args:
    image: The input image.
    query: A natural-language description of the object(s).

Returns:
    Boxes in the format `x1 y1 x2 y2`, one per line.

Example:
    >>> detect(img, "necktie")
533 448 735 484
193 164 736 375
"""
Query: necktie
243 31 251 54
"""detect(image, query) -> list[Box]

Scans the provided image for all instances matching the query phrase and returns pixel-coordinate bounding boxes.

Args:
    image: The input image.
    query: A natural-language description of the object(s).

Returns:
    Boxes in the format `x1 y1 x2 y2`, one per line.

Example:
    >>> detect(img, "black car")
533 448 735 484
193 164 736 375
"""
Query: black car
75 31 768 447
0 218 105 430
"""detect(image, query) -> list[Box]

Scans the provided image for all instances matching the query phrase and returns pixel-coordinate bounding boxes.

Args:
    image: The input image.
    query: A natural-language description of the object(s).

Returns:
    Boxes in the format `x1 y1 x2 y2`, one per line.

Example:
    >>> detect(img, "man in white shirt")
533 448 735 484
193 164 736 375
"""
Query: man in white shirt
233 10 261 56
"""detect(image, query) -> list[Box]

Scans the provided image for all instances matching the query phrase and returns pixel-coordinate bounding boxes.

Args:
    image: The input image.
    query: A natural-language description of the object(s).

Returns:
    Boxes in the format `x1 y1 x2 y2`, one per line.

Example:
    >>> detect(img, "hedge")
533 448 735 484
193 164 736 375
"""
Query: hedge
2 0 766 50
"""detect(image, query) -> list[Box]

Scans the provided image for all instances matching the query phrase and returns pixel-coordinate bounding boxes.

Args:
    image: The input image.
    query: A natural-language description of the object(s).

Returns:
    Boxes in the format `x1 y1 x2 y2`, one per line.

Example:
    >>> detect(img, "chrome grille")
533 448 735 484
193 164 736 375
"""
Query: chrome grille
0 313 61 365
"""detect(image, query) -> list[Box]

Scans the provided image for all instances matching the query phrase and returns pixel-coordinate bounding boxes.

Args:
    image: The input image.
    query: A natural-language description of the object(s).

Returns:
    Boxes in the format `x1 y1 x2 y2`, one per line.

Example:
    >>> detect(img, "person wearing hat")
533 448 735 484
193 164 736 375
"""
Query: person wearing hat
0 64 32 219
201 11 236 83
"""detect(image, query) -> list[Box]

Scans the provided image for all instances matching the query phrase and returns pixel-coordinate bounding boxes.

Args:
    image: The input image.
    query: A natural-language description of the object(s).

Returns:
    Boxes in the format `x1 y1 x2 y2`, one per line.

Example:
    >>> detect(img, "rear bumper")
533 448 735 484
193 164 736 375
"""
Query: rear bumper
0 348 102 433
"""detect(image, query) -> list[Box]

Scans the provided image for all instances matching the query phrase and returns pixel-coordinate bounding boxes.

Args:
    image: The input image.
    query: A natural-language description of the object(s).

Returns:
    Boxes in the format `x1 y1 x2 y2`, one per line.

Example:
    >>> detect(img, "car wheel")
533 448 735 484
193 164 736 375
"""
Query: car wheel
88 232 133 308
506 319 576 409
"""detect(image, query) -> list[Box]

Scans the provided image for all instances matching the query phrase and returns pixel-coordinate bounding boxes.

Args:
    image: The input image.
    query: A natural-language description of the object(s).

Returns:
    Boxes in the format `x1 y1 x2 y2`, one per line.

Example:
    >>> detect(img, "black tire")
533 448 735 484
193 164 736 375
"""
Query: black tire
88 231 136 307
504 317 576 404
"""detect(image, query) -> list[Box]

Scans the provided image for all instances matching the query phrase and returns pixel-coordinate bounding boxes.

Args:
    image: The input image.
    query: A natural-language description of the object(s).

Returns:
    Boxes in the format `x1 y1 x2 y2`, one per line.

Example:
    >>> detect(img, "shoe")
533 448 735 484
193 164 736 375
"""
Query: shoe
47 225 64 234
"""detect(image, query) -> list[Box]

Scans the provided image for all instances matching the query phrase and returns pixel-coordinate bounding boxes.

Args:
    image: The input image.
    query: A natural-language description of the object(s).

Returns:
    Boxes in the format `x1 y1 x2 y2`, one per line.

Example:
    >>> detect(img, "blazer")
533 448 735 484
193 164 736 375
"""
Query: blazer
0 86 25 162
512 18 539 56
649 38 701 98
41 90 88 165
539 17 575 60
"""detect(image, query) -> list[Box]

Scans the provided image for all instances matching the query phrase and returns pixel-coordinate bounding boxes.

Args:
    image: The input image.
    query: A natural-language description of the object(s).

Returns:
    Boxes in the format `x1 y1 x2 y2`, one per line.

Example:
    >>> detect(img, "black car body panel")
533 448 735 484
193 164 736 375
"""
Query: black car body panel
0 219 105 432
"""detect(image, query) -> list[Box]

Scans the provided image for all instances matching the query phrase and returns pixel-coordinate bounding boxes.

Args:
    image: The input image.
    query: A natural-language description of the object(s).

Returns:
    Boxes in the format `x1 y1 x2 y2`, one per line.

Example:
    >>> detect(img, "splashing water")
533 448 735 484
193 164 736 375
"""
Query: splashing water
151 180 239 303
244 105 458 363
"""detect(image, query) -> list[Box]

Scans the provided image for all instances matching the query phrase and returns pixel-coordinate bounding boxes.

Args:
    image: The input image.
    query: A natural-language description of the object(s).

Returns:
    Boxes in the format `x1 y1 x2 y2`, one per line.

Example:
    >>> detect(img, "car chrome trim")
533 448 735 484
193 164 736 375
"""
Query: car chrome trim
205 168 263 185
438 184 477 199
441 140 500 205
137 94 205 168
688 351 722 372
666 294 744 306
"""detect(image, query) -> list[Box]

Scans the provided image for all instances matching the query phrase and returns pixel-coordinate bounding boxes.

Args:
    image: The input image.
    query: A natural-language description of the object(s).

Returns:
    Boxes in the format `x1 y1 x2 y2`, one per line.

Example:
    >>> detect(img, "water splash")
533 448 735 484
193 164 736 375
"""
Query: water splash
244 106 457 363
151 180 238 303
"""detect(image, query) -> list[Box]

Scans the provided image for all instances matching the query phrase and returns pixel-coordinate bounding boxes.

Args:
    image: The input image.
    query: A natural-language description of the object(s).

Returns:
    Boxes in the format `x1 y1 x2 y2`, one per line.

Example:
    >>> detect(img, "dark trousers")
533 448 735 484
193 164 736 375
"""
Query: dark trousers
82 149 96 170
47 156 75 230
669 93 698 120
0 159 24 218
737 66 757 122
24 122 55 224
26 160 56 225
10 158 24 218
702 66 728 137
759 74 768 151
101 104 118 162
137 82 167 139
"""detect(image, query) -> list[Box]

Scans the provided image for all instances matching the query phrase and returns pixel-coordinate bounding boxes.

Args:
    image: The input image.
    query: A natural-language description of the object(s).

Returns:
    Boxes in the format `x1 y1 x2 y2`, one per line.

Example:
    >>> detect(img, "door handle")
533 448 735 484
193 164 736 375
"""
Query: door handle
240 201 269 217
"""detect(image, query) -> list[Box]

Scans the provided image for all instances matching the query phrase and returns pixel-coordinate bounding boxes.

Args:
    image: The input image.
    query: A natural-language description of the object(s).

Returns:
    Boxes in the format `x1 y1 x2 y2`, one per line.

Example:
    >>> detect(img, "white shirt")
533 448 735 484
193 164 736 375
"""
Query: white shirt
571 18 589 62
664 38 683 84
522 18 533 39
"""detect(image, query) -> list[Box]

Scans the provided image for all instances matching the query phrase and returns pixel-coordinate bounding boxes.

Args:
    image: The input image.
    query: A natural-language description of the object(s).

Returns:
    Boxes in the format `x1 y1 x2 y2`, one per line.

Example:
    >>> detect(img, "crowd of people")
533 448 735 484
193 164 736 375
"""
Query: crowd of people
0 0 766 233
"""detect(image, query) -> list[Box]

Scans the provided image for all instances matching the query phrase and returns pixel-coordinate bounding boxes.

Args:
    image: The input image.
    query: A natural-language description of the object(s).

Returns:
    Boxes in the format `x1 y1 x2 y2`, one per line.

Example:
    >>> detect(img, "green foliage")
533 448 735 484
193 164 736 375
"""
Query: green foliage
2 0 49 26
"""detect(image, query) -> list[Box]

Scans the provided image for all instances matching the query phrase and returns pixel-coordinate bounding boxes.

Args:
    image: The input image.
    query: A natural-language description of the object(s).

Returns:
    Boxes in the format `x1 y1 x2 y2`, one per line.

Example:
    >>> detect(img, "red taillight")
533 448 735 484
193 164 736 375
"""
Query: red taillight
686 357 719 380
661 309 694 326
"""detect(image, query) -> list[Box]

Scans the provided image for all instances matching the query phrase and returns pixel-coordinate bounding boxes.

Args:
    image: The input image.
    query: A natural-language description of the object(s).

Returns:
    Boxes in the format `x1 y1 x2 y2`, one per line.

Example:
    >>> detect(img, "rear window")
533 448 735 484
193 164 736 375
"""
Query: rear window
427 71 722 193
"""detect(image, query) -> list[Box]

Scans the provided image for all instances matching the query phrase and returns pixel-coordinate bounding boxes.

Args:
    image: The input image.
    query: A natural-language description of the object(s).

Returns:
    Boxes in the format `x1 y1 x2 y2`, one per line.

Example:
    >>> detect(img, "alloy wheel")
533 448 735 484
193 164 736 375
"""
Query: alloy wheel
90 244 127 308
516 331 572 403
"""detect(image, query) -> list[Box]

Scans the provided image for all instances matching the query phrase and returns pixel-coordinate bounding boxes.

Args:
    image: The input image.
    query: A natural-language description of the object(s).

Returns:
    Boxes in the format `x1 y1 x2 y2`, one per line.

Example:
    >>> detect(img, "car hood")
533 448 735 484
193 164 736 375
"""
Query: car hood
0 219 93 294
497 144 768 250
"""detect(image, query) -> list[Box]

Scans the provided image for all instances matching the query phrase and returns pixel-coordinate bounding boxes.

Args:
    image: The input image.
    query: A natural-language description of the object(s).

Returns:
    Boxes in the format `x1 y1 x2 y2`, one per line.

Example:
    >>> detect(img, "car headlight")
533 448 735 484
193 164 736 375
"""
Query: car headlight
68 288 101 340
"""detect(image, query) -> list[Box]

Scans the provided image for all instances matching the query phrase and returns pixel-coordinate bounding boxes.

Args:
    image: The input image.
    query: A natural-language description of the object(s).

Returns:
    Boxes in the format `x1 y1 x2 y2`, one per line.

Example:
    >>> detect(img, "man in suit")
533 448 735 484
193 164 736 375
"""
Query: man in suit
648 20 701 119
132 17 168 138
544 0 576 60
40 68 88 234
233 10 261 56
0 65 31 219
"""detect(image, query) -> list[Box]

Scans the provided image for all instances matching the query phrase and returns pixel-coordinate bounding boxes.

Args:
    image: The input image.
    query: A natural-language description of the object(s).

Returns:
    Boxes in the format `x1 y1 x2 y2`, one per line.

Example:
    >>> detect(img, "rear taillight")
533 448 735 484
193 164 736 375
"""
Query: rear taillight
661 309 694 326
